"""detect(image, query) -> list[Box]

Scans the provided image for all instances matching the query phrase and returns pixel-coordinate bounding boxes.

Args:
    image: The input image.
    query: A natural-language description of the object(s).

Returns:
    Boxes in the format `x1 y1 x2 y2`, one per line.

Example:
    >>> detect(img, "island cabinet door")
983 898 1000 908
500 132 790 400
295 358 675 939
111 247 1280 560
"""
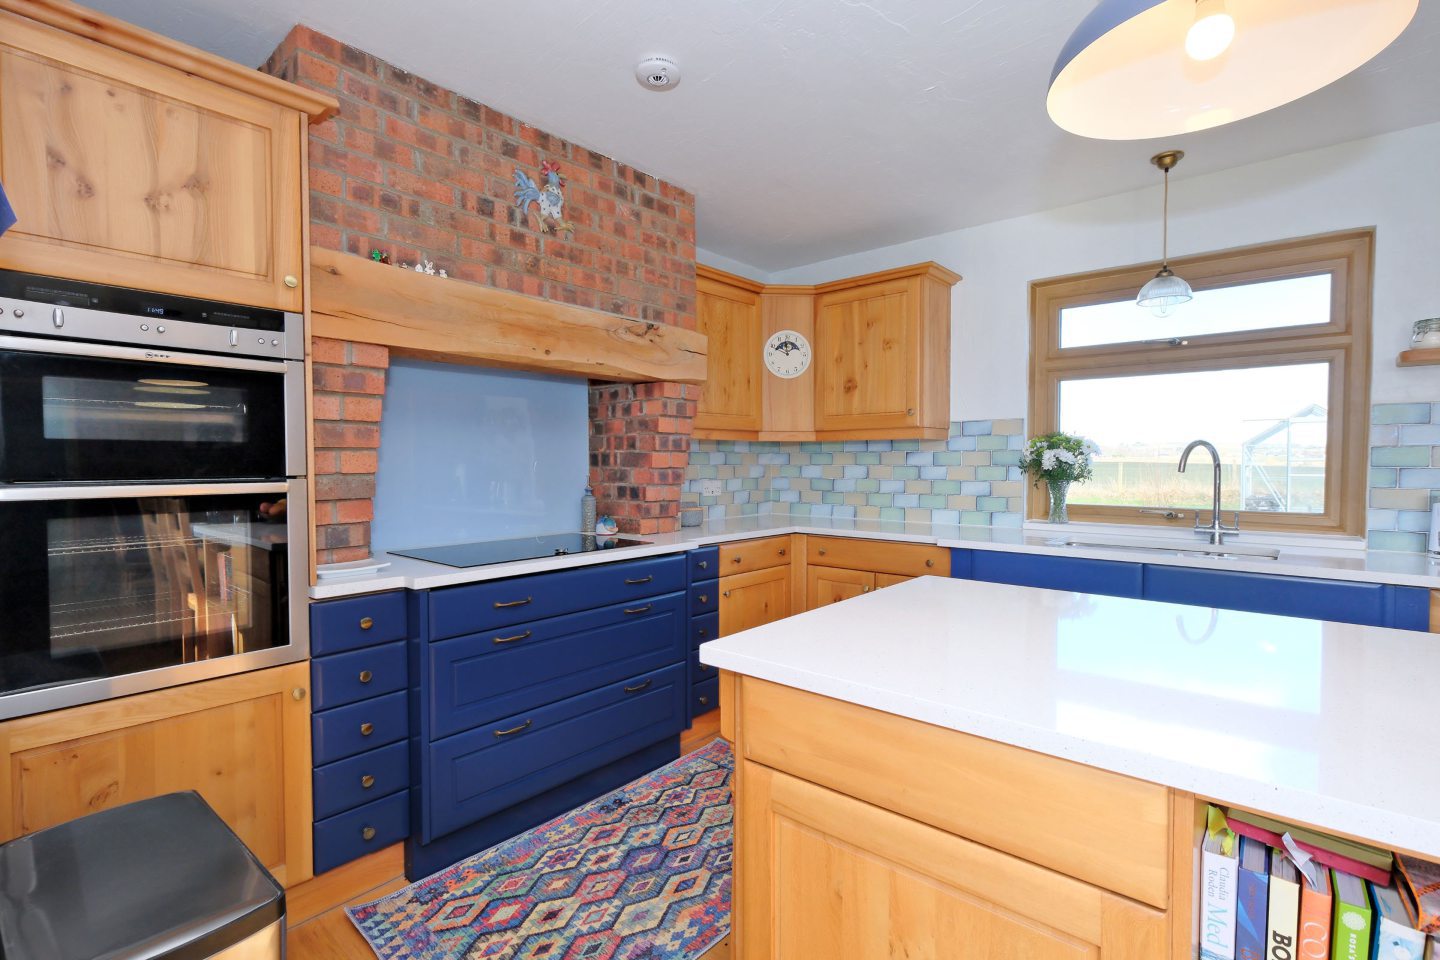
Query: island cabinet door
719 565 791 635
738 761 1168 960
806 565 874 610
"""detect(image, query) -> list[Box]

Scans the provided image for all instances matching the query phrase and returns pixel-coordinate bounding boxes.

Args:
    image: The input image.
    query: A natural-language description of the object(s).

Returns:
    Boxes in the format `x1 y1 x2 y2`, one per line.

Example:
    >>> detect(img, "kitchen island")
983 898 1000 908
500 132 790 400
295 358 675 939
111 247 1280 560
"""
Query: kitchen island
699 576 1440 959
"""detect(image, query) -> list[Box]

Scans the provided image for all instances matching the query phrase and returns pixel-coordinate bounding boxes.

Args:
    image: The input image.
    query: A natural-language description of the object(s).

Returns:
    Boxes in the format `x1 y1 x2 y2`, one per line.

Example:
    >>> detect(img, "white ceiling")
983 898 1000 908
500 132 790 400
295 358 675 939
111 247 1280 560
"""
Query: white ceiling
85 0 1440 272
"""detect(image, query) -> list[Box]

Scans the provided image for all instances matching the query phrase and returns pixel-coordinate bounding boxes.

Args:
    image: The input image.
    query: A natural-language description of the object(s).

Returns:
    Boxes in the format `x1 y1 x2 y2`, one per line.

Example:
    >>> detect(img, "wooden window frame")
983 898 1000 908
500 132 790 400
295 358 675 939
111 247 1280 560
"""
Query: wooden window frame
1027 229 1374 537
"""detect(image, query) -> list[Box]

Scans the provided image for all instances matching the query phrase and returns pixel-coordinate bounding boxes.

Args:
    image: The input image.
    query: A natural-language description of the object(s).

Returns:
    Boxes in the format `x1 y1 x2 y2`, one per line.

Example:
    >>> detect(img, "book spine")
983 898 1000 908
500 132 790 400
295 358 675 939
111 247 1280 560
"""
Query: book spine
1204 847 1240 960
1270 881 1300 960
1300 885 1333 960
1373 917 1427 960
1332 901 1372 960
1239 862 1270 960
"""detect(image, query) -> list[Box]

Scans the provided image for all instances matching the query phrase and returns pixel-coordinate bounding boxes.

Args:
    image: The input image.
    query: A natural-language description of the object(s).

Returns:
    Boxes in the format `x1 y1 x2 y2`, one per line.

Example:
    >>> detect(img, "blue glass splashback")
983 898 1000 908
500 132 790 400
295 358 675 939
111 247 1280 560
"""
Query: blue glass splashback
371 359 588 552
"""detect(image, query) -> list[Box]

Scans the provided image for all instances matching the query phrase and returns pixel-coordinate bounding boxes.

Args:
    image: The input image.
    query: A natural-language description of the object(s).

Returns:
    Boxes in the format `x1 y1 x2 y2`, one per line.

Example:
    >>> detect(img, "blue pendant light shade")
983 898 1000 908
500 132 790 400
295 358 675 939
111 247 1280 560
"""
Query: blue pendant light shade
1047 0 1419 141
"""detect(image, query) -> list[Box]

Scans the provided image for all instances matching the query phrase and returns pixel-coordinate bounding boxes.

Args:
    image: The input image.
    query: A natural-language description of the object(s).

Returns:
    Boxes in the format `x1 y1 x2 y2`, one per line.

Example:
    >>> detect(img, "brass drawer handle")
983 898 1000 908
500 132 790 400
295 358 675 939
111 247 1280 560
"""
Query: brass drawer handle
624 575 654 585
624 680 653 693
361 774 376 789
624 604 653 615
359 617 374 630
360 722 374 736
493 630 532 645
926 559 935 568
495 719 533 738
358 670 373 684
698 695 710 706
493 597 532 609
361 825 376 841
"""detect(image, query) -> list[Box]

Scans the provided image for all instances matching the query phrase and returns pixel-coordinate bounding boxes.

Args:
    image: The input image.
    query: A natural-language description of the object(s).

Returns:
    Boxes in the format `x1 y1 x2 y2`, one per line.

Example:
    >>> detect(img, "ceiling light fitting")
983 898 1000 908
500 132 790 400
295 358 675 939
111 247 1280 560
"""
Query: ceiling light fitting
1136 150 1193 318
635 56 680 91
1047 0 1418 140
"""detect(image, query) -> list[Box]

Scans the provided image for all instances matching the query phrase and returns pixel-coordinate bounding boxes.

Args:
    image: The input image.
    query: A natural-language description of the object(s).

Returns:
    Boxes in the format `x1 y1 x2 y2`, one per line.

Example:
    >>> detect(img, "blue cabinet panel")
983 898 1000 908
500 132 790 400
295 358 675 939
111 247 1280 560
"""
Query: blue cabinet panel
311 641 407 711
424 663 686 841
312 690 408 765
426 593 686 740
968 550 1144 599
429 554 686 639
1144 566 1412 628
313 740 409 821
311 591 409 655
692 676 719 717
313 790 410 875
688 546 719 582
1388 586 1433 632
690 648 717 685
690 612 719 649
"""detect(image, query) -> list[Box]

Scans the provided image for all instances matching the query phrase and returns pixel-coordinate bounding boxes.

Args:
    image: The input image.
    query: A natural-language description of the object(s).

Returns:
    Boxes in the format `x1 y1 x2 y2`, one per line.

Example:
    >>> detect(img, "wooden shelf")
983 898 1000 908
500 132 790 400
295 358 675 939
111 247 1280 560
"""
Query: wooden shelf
1397 347 1440 366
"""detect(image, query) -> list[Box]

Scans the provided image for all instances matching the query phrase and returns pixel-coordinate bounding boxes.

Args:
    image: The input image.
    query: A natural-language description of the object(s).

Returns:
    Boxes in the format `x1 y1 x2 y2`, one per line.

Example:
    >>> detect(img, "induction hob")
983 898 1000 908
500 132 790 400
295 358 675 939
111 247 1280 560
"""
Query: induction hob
388 533 652 569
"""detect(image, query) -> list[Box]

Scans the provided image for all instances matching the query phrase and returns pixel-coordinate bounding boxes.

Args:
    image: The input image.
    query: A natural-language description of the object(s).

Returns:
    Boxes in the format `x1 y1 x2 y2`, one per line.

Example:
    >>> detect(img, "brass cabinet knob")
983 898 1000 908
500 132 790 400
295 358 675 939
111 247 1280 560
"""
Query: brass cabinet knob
722 591 730 598
698 696 710 705
732 556 742 564
291 687 307 701
926 559 935 568
358 670 373 684
361 774 376 789
698 560 708 569
697 629 708 638
361 826 376 841
360 722 374 736
698 594 709 604
906 407 915 416
359 617 374 630
779 548 786 556
283 275 299 288
862 586 871 593
818 548 827 556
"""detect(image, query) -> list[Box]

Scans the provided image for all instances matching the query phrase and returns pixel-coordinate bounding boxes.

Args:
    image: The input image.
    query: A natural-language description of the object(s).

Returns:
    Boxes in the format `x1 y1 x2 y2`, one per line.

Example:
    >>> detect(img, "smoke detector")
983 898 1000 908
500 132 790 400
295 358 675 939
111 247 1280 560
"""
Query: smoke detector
635 56 680 91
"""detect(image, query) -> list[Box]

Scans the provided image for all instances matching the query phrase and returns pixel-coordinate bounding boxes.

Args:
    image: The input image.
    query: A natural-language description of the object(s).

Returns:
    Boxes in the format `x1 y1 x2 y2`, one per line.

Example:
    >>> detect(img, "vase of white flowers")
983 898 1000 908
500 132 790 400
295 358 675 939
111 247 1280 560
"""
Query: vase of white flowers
1019 432 1099 524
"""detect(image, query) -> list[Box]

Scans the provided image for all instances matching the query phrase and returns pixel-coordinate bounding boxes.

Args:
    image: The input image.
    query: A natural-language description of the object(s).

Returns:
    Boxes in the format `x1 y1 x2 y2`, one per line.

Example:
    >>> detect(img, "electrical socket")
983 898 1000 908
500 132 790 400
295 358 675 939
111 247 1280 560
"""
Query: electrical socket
700 479 723 497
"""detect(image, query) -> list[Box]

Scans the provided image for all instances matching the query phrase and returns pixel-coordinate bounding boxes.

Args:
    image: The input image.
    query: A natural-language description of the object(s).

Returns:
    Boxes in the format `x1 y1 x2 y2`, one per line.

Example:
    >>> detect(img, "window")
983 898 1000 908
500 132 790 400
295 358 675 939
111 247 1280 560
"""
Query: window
1028 230 1372 536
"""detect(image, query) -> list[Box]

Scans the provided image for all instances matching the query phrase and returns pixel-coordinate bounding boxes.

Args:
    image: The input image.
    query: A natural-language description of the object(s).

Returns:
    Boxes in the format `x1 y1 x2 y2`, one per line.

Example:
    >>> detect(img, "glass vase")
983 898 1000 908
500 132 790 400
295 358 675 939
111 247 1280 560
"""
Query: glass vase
1047 479 1071 524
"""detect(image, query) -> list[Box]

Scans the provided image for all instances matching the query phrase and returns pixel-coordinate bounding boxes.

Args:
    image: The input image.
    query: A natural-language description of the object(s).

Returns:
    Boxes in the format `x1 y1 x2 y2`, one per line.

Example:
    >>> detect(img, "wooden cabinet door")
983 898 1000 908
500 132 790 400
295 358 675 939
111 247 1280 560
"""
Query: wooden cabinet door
694 273 763 434
0 663 313 885
875 572 914 589
0 13 304 310
738 761 1168 960
814 278 920 434
806 565 874 610
720 565 791 635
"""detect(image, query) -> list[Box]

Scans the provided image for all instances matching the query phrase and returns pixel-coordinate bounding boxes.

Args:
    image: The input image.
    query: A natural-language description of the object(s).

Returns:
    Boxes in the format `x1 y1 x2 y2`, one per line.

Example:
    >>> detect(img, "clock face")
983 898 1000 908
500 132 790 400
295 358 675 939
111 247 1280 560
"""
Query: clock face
763 329 812 379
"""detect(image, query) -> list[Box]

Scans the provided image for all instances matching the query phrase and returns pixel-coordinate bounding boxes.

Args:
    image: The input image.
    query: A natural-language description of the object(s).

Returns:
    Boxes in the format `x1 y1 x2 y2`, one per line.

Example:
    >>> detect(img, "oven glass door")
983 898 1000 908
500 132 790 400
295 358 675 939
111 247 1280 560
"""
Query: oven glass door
0 347 287 483
0 489 292 700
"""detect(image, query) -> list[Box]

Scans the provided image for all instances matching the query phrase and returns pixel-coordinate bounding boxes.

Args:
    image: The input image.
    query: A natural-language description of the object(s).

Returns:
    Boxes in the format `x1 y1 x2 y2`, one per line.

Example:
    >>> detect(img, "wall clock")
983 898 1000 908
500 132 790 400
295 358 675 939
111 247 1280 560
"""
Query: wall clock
763 329 812 379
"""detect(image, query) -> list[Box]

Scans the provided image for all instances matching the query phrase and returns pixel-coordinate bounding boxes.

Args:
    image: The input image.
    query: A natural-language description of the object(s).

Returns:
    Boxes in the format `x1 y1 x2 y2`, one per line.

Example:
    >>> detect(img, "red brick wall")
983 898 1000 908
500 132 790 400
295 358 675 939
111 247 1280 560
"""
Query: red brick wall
262 27 697 559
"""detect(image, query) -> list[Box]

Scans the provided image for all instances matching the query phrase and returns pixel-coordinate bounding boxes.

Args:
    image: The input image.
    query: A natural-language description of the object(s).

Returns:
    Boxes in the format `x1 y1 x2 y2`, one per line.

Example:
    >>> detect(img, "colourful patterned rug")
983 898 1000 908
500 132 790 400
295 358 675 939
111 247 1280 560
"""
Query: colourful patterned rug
348 739 733 959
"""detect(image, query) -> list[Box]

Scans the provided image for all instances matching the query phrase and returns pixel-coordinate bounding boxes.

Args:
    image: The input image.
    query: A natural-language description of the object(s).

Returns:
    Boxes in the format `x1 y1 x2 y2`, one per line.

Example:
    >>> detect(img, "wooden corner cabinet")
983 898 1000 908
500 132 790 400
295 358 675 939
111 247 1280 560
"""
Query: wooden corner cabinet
0 663 315 886
693 262 959 441
0 1 335 309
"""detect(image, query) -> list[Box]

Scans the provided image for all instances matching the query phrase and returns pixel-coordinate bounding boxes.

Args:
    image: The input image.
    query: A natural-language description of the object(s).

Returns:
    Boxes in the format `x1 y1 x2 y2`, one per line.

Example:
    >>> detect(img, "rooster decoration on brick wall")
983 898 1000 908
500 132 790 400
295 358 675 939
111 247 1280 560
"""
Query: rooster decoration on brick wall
513 160 574 237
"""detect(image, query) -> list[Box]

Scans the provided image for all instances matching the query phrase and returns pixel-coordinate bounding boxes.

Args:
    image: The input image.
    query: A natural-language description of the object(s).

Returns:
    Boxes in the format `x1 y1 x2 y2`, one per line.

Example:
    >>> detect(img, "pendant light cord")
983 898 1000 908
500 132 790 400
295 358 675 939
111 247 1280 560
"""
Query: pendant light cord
1161 168 1170 268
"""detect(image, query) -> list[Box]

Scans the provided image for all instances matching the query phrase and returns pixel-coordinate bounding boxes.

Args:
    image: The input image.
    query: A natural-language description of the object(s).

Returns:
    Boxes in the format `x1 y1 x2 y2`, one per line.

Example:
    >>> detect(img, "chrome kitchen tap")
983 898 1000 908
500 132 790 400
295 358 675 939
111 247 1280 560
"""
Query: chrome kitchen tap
1177 439 1240 545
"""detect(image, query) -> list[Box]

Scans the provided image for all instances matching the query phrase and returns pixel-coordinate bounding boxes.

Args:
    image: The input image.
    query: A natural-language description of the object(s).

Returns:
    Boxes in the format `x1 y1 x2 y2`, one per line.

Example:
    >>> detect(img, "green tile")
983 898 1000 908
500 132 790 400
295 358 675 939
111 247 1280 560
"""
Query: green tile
1373 403 1433 425
866 493 894 508
892 466 920 480
1366 530 1426 552
930 480 963 494
976 466 1007 481
779 465 801 477
919 494 948 509
1371 446 1431 467
822 492 845 504
799 442 824 453
856 452 881 465
990 450 1022 467
976 436 1008 451
820 442 846 452
879 507 907 522
960 511 992 525
856 478 881 493
934 452 968 466
810 478 834 491
892 440 921 452
810 453 834 465
1369 467 1398 488
977 496 1009 511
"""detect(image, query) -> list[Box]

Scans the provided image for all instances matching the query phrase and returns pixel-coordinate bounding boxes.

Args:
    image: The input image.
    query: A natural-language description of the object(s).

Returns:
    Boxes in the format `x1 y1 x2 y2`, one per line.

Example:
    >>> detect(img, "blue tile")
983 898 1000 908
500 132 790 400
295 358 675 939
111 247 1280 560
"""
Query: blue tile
960 481 991 496
1400 424 1440 445
844 441 868 452
1398 468 1440 488
843 465 868 479
778 490 800 503
906 451 936 466
894 494 920 508
1373 403 1432 425
1368 508 1398 530
734 490 750 504
811 503 835 517
800 465 824 478
991 512 1025 529
962 420 993 436
920 466 948 480
758 452 790 465
932 509 961 525
770 477 791 490
834 478 857 492
947 436 978 451
1399 510 1433 532
879 479 904 493
866 440 893 452
833 505 858 519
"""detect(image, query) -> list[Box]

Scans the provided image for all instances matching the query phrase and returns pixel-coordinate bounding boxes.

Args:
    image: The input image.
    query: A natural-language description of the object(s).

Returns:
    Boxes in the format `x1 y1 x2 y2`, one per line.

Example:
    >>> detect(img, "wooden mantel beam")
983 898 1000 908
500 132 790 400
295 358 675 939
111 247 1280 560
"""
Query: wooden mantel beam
309 247 707 384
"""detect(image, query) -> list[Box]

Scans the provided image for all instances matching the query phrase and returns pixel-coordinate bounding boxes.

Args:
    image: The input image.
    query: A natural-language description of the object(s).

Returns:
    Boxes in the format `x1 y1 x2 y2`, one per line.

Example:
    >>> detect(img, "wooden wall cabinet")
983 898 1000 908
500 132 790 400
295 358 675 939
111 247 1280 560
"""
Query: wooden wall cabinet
694 262 959 442
0 3 335 310
0 662 314 885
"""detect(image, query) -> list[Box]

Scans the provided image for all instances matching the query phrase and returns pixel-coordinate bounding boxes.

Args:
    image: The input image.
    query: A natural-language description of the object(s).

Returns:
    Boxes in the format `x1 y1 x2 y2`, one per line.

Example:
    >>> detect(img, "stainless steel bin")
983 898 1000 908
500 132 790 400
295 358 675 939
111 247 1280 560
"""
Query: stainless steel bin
0 791 285 960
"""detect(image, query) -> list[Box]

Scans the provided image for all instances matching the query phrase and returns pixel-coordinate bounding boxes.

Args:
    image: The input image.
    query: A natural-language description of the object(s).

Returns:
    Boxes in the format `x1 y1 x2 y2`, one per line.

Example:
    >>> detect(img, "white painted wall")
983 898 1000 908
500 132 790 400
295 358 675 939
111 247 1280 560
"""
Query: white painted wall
765 121 1440 419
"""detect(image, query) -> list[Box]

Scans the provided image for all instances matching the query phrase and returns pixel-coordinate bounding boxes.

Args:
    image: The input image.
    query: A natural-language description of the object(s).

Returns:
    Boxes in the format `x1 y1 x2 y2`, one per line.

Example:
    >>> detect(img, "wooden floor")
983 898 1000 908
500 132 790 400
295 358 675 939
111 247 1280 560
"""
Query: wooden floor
290 714 728 959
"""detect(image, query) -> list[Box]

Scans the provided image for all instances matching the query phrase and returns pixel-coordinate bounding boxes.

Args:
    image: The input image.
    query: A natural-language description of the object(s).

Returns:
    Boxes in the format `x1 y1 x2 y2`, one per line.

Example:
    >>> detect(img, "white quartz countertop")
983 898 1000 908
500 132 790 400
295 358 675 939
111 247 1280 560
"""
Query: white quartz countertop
699 575 1440 858
310 514 1440 598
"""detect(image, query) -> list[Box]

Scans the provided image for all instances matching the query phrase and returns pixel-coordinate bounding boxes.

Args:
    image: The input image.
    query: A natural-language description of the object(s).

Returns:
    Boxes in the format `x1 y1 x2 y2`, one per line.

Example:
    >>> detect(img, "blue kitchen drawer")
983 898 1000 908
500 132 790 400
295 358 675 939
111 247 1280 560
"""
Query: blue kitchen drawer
313 790 410 874
965 549 1144 599
311 641 407 711
690 648 717 684
424 663 686 841
312 690 408 766
692 676 719 717
313 740 410 821
689 582 719 617
426 593 686 739
690 612 719 649
688 546 719 582
311 591 408 655
429 555 687 639
1144 566 1430 629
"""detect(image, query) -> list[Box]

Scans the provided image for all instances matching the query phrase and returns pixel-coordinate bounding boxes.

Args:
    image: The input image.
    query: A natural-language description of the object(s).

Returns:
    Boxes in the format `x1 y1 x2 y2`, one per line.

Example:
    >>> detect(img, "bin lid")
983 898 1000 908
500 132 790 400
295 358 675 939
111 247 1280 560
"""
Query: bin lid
0 791 284 960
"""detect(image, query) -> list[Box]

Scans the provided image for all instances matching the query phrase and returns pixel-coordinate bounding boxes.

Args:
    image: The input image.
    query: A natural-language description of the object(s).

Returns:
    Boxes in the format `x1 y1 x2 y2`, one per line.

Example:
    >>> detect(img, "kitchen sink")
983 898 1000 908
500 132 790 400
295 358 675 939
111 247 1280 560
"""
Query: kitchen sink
1044 535 1281 561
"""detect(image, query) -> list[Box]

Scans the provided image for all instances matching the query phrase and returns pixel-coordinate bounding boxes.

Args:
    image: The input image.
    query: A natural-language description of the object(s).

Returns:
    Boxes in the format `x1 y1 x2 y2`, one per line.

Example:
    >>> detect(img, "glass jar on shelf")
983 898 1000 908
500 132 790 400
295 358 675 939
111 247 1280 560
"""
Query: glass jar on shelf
1412 317 1440 348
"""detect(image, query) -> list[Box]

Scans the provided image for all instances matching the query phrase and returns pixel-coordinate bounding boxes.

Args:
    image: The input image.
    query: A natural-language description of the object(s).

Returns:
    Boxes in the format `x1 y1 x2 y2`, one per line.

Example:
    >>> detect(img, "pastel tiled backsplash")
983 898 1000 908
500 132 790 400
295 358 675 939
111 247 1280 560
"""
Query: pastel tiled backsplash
685 419 1027 526
1368 402 1440 553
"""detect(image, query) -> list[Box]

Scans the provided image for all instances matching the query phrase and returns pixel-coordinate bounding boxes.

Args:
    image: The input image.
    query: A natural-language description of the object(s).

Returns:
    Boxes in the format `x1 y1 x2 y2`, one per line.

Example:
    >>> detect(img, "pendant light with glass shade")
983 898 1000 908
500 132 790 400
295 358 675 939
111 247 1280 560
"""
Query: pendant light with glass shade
1136 150 1192 317
1047 0 1418 141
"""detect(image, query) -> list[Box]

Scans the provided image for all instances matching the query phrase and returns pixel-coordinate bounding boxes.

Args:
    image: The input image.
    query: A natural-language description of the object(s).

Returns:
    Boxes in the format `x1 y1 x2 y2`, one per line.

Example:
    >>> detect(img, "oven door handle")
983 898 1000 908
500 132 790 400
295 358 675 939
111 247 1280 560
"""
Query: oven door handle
0 334 290 374
0 481 290 502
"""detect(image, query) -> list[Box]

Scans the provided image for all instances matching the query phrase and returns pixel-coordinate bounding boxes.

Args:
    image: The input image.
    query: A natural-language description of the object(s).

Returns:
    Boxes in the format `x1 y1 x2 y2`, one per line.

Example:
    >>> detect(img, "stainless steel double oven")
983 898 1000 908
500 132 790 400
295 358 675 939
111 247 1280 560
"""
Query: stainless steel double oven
0 270 309 718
